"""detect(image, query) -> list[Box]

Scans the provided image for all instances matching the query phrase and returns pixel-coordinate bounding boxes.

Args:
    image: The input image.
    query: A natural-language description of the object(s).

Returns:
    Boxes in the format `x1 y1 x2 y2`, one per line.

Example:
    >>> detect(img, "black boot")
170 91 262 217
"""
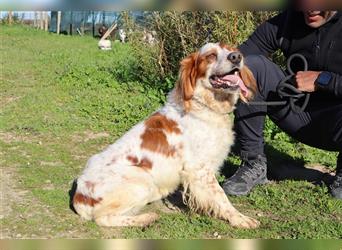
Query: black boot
222 153 268 196
330 153 342 199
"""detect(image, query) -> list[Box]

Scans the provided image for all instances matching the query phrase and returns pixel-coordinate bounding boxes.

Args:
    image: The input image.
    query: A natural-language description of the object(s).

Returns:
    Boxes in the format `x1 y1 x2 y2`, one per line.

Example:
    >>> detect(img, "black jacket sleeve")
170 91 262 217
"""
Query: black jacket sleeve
238 12 288 57
324 73 342 97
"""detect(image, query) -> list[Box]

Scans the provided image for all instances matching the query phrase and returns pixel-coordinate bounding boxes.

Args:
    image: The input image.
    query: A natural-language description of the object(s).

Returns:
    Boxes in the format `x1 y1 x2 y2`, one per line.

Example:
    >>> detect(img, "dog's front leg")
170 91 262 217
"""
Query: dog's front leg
181 168 259 229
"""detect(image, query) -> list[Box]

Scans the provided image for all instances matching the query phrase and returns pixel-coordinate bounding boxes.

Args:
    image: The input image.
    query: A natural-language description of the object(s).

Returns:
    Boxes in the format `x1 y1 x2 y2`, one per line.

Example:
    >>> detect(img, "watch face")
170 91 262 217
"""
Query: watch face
318 72 332 85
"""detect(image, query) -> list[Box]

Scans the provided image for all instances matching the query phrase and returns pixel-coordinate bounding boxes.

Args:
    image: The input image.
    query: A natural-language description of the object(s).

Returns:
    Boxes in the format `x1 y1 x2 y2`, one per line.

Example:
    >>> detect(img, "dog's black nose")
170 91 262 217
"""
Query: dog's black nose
227 52 242 64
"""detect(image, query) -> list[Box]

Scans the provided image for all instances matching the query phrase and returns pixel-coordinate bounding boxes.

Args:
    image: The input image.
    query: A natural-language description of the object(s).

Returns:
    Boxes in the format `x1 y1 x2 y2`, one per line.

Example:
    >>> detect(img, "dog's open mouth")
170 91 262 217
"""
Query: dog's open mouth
209 68 248 97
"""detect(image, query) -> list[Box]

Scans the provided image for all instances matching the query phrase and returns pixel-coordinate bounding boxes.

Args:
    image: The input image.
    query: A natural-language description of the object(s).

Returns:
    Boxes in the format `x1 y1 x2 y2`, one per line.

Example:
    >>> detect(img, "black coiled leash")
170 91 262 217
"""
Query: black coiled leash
249 53 310 113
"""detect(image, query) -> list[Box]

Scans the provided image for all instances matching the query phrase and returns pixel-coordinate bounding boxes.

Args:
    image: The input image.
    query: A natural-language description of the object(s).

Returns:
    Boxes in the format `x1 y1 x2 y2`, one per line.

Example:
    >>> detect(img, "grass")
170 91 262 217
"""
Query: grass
0 25 341 239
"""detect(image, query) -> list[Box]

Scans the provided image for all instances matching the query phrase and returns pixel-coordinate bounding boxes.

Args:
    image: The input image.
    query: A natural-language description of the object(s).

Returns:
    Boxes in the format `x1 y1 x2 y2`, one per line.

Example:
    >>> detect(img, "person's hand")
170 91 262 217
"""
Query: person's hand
295 71 321 92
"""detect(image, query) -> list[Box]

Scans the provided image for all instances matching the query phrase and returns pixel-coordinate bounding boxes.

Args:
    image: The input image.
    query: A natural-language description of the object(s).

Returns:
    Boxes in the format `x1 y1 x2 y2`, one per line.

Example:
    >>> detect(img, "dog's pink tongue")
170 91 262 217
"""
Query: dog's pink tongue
221 74 249 97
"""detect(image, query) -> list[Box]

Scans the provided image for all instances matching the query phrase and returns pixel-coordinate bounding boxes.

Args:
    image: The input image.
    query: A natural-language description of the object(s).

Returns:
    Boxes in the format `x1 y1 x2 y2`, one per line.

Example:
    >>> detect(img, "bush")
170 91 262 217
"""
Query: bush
137 12 277 77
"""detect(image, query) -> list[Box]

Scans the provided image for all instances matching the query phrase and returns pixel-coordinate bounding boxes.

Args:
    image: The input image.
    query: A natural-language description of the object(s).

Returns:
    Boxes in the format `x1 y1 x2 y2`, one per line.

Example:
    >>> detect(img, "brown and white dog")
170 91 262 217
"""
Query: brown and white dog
72 42 259 229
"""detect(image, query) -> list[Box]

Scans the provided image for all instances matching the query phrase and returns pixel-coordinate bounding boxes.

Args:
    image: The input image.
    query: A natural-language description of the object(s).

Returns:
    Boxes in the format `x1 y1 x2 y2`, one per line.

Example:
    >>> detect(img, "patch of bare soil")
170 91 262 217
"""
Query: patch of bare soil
0 96 21 108
0 132 42 145
0 167 30 238
71 131 110 143
0 166 108 239
0 166 69 239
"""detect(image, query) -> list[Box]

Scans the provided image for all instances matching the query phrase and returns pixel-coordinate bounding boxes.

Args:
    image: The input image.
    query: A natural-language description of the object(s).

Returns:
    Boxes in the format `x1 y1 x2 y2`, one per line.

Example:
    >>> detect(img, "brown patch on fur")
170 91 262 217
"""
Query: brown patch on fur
176 52 198 112
127 155 153 170
239 65 257 102
176 51 215 113
138 157 153 170
140 113 179 157
144 113 181 134
197 53 210 79
73 192 102 207
127 155 139 165
141 130 176 157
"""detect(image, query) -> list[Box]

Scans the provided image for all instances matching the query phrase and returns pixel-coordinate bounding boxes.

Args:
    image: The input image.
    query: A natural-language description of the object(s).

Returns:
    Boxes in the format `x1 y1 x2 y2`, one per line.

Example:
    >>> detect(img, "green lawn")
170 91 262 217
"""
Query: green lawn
0 25 341 239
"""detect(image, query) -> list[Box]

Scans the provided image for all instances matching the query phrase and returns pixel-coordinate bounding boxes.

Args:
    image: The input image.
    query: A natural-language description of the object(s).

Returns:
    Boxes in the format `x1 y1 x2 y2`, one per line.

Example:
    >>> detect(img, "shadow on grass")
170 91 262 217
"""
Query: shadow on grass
222 143 335 186
265 144 335 185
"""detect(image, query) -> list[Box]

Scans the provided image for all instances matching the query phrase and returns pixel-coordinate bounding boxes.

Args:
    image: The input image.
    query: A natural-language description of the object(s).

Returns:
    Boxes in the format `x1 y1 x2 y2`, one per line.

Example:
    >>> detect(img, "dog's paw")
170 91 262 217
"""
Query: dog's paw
228 213 260 229
139 212 160 227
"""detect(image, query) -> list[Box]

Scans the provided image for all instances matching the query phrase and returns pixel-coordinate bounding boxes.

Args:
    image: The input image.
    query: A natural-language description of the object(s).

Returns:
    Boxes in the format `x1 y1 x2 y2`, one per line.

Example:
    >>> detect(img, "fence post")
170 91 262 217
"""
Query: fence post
39 11 44 29
92 11 95 37
57 11 61 34
34 11 37 28
8 11 12 25
44 11 49 31
69 11 73 35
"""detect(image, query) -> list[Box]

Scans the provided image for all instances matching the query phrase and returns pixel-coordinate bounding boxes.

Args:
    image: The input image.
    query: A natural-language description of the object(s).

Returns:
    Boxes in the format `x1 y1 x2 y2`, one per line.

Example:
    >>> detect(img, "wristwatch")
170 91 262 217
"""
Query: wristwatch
315 71 332 88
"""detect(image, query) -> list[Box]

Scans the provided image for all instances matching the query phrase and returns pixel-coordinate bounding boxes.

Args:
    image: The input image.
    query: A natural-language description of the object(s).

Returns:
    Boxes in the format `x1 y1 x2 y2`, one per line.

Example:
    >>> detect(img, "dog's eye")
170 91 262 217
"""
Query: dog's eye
207 53 217 61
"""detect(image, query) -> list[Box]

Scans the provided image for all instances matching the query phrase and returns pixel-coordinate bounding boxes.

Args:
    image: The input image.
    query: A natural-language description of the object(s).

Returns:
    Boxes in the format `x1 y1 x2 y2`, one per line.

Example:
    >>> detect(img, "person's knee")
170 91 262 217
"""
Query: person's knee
243 54 286 101
244 54 267 68
244 55 274 91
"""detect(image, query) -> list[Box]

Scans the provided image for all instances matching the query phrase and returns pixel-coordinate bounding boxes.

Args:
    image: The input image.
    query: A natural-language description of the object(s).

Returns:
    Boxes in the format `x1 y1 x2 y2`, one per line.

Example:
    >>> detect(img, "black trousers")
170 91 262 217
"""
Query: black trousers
234 55 342 165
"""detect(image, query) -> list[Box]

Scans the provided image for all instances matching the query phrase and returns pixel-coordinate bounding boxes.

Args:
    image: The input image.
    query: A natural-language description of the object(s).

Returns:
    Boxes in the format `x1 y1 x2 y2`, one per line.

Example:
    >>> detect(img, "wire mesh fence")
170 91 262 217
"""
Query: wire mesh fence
0 11 146 38
49 11 122 36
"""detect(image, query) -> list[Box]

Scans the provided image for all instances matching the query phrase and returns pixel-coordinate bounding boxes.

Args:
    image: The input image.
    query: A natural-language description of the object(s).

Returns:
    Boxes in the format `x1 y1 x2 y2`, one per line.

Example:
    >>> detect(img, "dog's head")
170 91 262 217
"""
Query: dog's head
176 42 257 112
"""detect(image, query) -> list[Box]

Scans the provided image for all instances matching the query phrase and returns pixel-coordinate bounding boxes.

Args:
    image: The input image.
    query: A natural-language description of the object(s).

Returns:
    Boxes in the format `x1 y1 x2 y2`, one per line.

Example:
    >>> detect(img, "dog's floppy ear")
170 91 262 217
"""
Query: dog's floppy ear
177 52 199 112
239 65 257 102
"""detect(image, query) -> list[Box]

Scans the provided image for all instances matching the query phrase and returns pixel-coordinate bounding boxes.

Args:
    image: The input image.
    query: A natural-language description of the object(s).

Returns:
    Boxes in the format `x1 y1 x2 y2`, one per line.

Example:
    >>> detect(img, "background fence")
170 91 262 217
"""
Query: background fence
50 11 120 36
0 11 147 37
